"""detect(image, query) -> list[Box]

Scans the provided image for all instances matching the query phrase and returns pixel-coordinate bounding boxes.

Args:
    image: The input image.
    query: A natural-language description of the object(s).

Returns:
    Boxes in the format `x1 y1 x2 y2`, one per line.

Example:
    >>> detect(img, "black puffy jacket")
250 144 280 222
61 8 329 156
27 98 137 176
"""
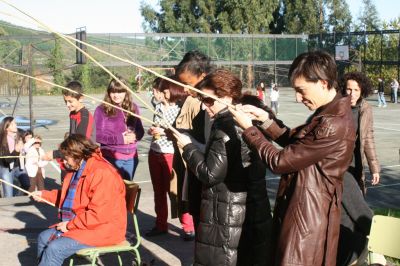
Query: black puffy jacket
183 108 272 266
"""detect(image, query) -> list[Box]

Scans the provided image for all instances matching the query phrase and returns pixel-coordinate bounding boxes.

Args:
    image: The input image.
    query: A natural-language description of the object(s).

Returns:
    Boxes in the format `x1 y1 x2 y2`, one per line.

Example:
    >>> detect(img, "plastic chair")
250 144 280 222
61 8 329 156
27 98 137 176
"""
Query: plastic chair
368 215 400 260
69 180 141 266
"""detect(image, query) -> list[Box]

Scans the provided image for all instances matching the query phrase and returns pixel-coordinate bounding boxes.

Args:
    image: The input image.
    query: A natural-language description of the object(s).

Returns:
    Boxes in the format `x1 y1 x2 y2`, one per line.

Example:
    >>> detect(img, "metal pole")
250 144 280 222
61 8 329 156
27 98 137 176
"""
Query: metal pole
109 33 112 72
183 36 186 55
230 35 232 71
159 34 162 67
252 35 255 88
347 31 350 73
134 33 137 61
380 31 383 78
363 30 366 72
12 77 25 116
398 32 400 81
207 34 210 57
274 37 277 84
28 44 33 131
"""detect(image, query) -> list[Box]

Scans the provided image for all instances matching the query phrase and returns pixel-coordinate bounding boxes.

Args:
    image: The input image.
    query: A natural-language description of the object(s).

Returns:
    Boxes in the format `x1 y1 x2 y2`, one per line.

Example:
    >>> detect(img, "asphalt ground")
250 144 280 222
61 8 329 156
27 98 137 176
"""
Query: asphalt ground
0 89 399 265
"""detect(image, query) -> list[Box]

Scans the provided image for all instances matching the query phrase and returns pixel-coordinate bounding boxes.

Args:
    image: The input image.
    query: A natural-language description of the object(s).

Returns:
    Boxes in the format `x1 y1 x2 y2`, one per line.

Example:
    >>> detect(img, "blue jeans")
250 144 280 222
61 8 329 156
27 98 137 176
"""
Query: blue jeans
0 166 30 198
377 92 387 106
37 228 92 266
393 89 398 103
105 156 136 181
271 101 279 114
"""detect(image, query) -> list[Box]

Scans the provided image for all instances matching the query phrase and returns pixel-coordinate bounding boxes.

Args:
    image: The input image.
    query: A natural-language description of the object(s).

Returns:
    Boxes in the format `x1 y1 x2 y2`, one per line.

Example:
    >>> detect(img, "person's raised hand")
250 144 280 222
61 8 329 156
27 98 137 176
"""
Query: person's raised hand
240 104 270 122
148 126 157 135
42 151 53 161
149 126 165 136
228 105 253 130
169 126 192 149
123 132 136 144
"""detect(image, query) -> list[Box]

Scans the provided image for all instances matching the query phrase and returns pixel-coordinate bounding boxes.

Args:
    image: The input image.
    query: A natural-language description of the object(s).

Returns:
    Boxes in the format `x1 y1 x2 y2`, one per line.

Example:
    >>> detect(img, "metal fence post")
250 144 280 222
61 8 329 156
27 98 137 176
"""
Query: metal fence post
28 43 33 131
274 37 277 84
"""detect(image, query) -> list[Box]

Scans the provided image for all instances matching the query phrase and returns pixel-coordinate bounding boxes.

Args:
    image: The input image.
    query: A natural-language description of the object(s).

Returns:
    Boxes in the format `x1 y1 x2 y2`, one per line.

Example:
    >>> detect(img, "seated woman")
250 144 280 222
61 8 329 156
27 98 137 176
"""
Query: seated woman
32 134 127 266
172 69 272 265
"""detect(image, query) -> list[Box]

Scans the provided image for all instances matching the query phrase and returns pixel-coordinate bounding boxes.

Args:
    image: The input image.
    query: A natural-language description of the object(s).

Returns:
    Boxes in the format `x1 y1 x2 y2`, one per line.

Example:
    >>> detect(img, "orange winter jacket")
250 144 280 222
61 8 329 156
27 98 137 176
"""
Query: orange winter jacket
42 151 127 247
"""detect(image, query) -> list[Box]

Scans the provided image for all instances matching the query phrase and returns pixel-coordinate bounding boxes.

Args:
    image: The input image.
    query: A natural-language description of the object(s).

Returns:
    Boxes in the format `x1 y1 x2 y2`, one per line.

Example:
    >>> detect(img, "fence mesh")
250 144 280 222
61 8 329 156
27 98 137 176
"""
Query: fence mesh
1 31 399 95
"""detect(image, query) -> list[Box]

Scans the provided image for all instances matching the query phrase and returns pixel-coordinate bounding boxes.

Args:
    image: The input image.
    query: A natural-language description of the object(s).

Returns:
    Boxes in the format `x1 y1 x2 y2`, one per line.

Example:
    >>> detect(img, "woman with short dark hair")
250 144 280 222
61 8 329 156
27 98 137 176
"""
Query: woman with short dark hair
231 51 356 265
33 134 127 266
146 77 189 237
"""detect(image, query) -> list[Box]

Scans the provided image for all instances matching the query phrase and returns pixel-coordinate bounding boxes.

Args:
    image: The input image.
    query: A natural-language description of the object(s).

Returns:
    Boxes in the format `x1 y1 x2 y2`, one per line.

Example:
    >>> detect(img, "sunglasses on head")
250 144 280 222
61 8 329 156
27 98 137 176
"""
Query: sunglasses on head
197 94 216 107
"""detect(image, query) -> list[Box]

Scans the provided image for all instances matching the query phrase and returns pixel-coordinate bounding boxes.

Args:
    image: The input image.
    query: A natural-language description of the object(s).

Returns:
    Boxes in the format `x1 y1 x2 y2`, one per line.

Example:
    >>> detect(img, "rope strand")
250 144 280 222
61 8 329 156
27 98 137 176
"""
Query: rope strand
0 0 160 115
0 2 235 109
0 179 57 208
0 66 154 125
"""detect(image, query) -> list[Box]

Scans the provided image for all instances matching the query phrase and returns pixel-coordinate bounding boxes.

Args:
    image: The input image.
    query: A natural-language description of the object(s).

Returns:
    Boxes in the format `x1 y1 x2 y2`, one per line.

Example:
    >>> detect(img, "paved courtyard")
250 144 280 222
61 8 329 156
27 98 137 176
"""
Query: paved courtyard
0 89 399 265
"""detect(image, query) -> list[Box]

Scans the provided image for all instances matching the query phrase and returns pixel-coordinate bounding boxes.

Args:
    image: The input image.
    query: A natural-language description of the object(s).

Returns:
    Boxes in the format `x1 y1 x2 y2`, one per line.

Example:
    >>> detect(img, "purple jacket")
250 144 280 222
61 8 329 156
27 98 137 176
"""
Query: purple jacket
94 104 144 157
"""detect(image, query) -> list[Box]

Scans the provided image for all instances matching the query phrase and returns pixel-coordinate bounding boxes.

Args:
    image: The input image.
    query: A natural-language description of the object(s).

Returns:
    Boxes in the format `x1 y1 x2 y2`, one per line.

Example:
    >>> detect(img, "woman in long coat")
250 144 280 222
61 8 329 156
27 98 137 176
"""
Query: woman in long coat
173 69 272 265
231 51 356 266
337 71 382 265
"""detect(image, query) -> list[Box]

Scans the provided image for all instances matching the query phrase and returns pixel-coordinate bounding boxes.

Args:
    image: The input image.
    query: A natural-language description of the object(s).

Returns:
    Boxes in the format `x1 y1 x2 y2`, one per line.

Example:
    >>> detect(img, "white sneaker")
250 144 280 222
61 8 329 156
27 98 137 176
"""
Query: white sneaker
383 105 387 108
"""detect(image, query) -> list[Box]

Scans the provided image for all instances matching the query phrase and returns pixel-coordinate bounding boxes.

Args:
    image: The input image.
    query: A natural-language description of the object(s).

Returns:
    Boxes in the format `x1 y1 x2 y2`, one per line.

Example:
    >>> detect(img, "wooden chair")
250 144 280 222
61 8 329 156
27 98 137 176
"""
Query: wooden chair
368 215 400 261
69 180 141 266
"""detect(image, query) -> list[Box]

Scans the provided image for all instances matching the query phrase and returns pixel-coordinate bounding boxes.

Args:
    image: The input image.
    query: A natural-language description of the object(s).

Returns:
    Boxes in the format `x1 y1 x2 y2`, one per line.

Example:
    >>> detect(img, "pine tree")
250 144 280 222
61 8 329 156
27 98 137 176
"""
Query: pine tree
356 0 381 31
283 0 322 34
141 0 278 34
271 0 352 34
47 36 64 93
326 0 352 32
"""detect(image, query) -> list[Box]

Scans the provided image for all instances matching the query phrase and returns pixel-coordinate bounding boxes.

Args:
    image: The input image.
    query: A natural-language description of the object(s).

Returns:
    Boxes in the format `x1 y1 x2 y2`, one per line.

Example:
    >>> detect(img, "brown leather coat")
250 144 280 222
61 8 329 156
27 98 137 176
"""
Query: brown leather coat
357 99 380 193
243 94 356 266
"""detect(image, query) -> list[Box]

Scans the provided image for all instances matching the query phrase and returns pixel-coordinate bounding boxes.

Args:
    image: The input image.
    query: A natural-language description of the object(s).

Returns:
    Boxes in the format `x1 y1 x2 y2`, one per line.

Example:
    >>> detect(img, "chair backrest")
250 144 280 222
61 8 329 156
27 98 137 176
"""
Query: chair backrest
368 215 400 259
123 180 141 214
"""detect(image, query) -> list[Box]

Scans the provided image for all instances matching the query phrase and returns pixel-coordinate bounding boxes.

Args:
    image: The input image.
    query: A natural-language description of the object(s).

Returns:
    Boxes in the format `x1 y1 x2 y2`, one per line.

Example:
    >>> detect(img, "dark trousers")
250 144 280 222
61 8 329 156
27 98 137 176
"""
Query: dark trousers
29 171 44 192
337 172 372 265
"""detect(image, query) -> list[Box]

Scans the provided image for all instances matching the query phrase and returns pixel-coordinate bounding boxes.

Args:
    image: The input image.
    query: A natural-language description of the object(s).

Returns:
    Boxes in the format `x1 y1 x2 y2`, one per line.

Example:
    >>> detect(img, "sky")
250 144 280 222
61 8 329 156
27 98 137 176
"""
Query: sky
0 0 398 34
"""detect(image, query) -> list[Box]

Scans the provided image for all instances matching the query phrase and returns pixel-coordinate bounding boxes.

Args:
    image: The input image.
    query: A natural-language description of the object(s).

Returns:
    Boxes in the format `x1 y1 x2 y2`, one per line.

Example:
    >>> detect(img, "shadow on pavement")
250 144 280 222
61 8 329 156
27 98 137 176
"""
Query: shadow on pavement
7 200 194 265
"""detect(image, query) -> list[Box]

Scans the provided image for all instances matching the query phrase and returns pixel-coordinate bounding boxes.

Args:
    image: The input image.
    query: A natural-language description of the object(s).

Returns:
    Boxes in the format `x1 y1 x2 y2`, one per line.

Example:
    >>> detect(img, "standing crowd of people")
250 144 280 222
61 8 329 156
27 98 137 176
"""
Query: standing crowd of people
0 49 389 266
